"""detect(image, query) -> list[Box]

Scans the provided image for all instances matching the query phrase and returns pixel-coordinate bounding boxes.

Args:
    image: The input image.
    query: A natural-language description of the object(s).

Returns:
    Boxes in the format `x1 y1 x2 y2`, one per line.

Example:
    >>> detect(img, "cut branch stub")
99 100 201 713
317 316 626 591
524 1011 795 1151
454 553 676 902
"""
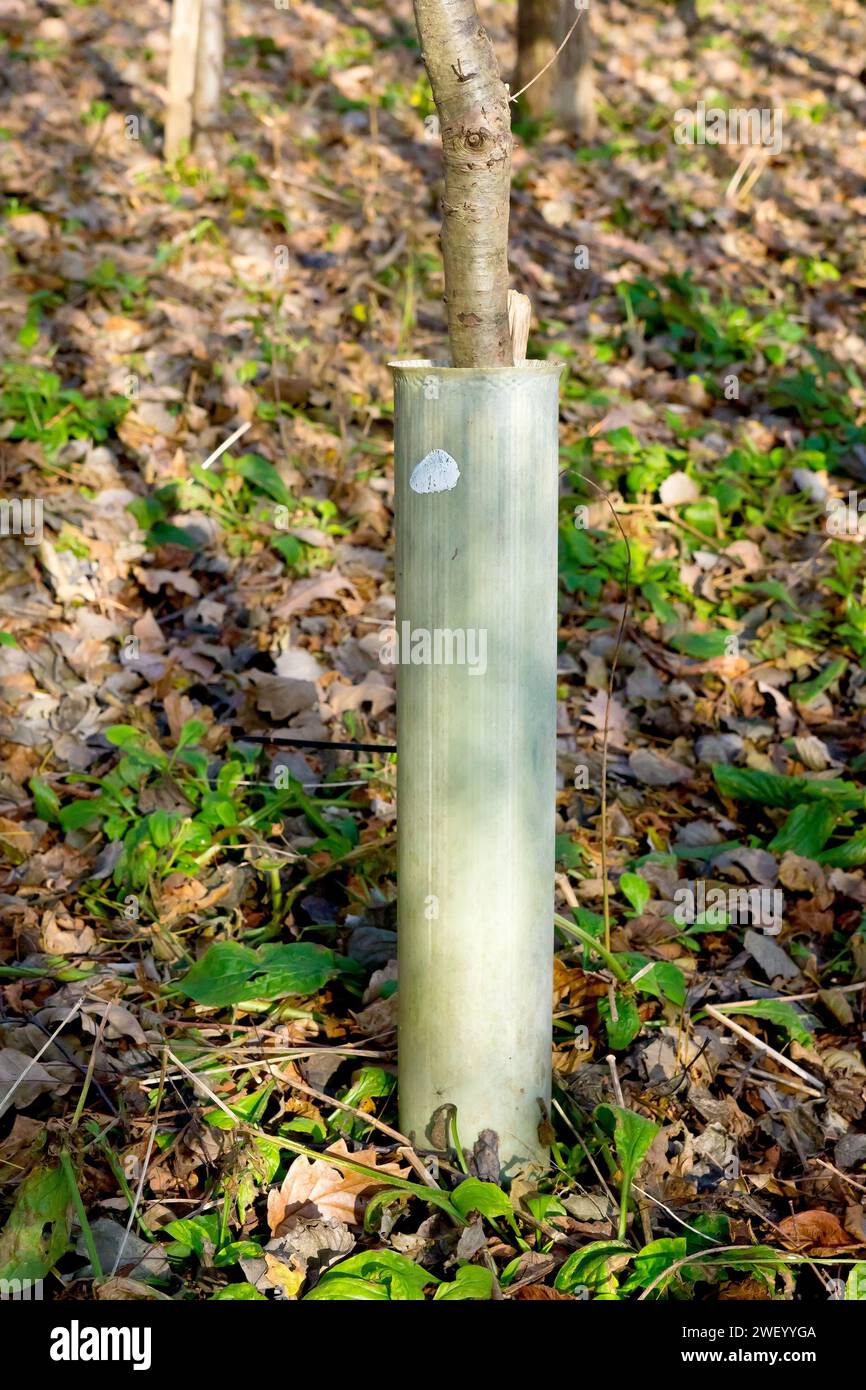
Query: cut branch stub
412 0 514 367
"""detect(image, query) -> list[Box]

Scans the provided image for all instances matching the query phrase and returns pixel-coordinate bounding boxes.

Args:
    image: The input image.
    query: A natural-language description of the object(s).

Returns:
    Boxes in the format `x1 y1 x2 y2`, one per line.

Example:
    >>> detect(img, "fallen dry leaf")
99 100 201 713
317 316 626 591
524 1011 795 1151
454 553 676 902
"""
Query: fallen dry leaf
777 1208 854 1252
267 1139 407 1232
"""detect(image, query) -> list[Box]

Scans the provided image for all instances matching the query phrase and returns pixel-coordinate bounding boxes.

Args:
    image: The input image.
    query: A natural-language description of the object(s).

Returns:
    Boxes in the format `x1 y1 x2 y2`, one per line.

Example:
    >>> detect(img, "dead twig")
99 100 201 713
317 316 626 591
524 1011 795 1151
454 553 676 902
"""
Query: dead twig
703 1004 825 1092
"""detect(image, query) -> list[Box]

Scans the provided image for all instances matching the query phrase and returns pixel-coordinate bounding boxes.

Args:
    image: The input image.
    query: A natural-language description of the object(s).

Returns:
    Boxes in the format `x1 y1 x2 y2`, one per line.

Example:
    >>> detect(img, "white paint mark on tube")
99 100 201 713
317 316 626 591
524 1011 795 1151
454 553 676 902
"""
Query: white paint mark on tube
410 449 460 494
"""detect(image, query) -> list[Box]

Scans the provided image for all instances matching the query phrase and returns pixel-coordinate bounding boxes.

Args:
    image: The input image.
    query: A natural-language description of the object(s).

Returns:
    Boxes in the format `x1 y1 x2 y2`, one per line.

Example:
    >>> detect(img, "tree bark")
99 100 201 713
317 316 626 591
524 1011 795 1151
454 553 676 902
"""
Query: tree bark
193 0 224 133
412 0 513 367
165 0 202 160
516 0 597 140
677 0 699 34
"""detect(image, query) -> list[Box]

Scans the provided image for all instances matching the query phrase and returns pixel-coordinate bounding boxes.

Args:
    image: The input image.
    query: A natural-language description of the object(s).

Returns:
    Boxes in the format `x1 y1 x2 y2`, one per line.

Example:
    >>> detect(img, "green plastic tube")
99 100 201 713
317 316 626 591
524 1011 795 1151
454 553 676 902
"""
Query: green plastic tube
390 359 563 1174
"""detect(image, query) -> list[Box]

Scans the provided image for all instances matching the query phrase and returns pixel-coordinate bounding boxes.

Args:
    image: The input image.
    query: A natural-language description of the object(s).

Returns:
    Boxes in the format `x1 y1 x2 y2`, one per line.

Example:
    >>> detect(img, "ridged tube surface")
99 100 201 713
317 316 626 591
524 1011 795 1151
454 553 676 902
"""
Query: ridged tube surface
390 359 562 1173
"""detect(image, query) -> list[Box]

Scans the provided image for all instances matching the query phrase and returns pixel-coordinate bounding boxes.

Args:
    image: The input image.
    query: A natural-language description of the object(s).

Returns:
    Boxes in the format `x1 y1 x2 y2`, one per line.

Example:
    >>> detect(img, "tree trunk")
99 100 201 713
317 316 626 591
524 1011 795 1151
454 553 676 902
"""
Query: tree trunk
515 0 597 140
677 0 699 34
165 0 202 160
411 0 513 367
193 0 224 134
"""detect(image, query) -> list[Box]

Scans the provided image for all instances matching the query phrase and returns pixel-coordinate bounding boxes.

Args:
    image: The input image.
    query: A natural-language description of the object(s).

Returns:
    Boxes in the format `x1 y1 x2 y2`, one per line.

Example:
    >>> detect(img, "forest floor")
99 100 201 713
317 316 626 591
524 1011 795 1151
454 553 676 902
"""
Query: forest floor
1 0 865 1302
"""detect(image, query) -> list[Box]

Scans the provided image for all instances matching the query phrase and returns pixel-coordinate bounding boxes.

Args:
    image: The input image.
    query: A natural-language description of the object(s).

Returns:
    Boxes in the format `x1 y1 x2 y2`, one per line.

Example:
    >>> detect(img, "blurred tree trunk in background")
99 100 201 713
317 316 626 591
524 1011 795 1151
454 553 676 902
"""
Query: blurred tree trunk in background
677 0 699 34
165 0 223 161
193 0 224 137
515 0 597 140
165 0 201 160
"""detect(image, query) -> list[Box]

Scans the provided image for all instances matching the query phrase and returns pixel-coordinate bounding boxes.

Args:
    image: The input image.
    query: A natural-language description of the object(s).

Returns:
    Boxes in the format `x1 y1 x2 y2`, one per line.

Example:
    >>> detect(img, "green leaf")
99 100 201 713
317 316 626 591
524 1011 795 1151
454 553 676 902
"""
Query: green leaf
789 657 847 705
104 724 148 749
0 632 19 647
176 719 208 750
233 454 292 507
689 1211 730 1246
620 1237 689 1294
682 501 719 536
18 316 40 349
29 776 60 823
163 1213 220 1258
176 942 260 1006
211 1282 267 1300
147 809 177 848
252 942 342 1000
127 496 166 531
554 1239 632 1297
59 797 110 831
768 802 837 857
595 1104 660 1218
148 521 199 549
433 1265 494 1300
846 1263 866 1300
271 534 302 567
451 1178 513 1223
669 630 730 659
206 1085 273 1129
599 993 642 1050
333 1068 395 1132
213 1240 265 1267
304 1275 391 1301
735 579 804 613
621 955 687 1007
0 1164 72 1281
713 765 864 810
819 832 866 869
199 794 238 829
177 940 341 1007
714 999 815 1047
310 1250 434 1301
620 872 650 915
